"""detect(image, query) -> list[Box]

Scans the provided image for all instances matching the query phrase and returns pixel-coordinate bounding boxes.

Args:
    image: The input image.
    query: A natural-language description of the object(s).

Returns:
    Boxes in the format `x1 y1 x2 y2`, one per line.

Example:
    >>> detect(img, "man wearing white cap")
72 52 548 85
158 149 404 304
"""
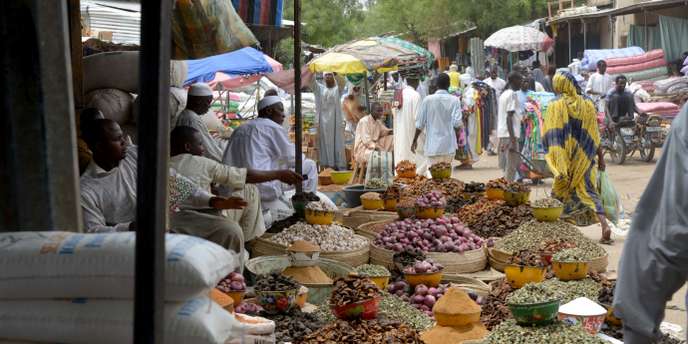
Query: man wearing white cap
224 96 324 226
176 83 225 162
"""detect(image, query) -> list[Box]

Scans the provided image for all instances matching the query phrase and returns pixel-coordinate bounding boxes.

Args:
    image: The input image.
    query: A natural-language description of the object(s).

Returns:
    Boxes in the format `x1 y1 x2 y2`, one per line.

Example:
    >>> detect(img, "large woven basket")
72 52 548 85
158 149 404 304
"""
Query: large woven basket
356 219 395 242
341 208 398 230
369 243 487 274
250 234 371 267
442 275 491 298
487 249 609 273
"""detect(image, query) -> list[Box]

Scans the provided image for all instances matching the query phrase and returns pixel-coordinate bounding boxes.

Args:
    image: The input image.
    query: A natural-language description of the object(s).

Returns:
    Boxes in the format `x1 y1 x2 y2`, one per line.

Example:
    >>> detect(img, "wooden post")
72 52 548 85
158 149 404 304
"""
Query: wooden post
582 19 587 50
67 0 83 109
134 0 171 342
567 21 572 63
293 0 303 193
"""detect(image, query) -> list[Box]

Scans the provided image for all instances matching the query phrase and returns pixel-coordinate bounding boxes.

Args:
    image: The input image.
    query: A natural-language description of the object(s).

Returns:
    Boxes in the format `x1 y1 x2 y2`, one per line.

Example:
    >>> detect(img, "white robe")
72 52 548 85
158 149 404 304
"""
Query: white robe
394 86 421 164
462 85 481 162
313 80 347 170
176 109 224 162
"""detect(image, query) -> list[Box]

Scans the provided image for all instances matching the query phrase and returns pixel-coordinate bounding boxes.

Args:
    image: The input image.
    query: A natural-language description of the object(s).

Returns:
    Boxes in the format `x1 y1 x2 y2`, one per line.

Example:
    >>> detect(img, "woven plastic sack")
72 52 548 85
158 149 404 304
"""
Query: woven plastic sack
598 171 621 224
364 151 394 187
172 0 258 60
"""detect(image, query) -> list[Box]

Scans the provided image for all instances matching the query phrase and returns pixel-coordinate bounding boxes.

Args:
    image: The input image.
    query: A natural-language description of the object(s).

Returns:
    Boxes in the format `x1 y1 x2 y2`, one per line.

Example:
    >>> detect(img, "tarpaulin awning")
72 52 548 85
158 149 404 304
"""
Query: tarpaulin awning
185 47 278 85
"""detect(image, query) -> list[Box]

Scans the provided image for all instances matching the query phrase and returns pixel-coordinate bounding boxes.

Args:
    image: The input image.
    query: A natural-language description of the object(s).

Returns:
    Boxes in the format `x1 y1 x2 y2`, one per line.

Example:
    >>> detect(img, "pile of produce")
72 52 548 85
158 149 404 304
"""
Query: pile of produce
415 190 446 209
374 217 484 253
396 160 416 175
365 178 388 189
255 273 300 292
269 222 368 252
402 259 443 274
305 201 337 212
360 192 382 201
422 323 489 344
532 197 563 208
429 162 451 172
486 178 509 190
330 277 380 307
282 265 333 285
297 319 424 343
445 194 481 213
539 278 602 304
234 302 263 315
552 248 589 262
463 182 486 193
382 184 401 200
495 220 607 259
505 182 530 193
458 199 533 238
402 178 464 199
539 239 577 254
217 271 246 293
394 174 426 186
597 280 616 305
313 292 434 332
507 250 545 267
506 283 558 304
264 310 323 343
480 319 606 343
354 264 390 277
422 288 488 344
480 278 513 330
386 280 452 317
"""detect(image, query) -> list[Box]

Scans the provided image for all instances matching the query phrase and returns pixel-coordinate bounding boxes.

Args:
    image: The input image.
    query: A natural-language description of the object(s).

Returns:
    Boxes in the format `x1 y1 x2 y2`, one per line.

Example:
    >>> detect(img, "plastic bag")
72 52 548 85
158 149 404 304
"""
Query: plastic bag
598 171 621 224
364 151 394 188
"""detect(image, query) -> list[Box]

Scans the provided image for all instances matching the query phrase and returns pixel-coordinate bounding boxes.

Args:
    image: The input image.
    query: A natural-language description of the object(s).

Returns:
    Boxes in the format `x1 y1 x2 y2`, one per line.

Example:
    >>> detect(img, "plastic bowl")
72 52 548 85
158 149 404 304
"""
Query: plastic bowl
558 311 606 335
296 286 309 308
485 188 505 200
504 191 530 206
600 303 623 326
305 208 335 225
226 290 246 306
508 299 560 326
330 171 353 185
532 206 564 222
430 168 451 180
367 275 391 290
331 297 380 320
383 199 398 211
404 270 443 287
396 206 416 219
504 264 547 289
552 261 589 281
255 289 298 314
361 198 384 210
415 207 445 219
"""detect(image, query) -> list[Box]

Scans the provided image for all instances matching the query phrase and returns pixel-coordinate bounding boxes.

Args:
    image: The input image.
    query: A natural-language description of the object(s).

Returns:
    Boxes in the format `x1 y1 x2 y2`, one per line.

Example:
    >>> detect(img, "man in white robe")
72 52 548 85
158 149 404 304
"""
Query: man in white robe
460 83 483 168
313 73 347 170
175 83 225 162
586 60 614 113
394 78 421 165
170 126 302 241
224 96 332 226
483 67 507 155
354 103 394 164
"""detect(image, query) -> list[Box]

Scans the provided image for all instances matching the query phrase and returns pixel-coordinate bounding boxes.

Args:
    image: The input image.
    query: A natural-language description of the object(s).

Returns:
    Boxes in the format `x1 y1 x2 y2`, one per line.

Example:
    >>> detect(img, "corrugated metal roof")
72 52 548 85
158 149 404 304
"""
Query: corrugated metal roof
81 0 141 44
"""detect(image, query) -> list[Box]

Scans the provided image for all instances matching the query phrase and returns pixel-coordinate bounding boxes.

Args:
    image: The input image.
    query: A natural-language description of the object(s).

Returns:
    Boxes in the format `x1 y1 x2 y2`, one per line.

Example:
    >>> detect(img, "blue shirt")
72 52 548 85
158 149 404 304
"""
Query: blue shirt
415 90 462 156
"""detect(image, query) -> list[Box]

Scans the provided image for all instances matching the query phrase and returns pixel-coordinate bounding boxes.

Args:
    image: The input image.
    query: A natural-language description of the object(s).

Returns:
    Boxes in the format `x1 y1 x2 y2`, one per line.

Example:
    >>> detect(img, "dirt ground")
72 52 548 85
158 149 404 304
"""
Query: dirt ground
454 152 686 334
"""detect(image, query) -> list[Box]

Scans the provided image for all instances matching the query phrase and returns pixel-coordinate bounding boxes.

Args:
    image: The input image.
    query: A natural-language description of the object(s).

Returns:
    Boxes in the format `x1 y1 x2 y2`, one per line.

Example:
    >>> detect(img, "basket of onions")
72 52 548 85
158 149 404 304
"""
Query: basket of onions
415 190 446 219
217 271 247 306
403 259 444 287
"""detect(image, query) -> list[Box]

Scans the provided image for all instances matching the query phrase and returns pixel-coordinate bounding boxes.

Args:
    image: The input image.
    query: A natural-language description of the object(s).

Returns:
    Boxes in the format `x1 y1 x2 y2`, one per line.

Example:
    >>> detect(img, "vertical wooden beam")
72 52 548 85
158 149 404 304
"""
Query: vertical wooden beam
67 0 83 109
134 0 171 342
567 21 572 63
293 0 303 194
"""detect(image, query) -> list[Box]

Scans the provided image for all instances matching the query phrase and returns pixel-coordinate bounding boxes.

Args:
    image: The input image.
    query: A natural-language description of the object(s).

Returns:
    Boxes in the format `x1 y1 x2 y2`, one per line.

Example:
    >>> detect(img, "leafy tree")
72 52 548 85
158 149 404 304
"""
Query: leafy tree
282 0 365 47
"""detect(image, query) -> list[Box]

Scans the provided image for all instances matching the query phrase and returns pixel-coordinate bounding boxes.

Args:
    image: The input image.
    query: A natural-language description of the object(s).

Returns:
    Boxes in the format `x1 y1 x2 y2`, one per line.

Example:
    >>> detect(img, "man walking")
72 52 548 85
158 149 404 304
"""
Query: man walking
498 72 524 182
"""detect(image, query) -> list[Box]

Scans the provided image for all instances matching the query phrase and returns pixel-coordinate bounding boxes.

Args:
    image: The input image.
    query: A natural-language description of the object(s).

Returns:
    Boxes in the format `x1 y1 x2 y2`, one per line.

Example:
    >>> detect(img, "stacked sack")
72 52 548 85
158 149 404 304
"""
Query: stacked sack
654 76 688 95
0 231 256 344
605 49 669 82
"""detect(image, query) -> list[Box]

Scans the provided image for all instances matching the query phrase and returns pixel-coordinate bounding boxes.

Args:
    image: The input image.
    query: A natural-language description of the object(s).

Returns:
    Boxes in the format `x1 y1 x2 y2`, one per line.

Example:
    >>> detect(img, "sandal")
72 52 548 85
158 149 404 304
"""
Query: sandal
599 237 615 245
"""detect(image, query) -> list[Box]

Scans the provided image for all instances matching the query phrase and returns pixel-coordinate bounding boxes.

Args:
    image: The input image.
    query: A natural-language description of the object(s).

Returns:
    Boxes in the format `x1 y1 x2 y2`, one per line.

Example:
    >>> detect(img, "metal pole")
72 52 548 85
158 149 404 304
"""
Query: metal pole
135 0 171 342
643 10 648 51
293 0 303 194
567 21 572 63
364 72 370 113
582 19 587 50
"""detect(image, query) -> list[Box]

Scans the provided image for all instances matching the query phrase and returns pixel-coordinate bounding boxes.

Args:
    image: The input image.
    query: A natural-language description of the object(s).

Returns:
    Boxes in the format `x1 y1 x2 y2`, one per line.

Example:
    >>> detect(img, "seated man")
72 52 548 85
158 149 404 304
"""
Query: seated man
176 83 226 162
223 96 323 226
353 102 394 163
80 119 246 256
605 75 639 127
170 126 302 240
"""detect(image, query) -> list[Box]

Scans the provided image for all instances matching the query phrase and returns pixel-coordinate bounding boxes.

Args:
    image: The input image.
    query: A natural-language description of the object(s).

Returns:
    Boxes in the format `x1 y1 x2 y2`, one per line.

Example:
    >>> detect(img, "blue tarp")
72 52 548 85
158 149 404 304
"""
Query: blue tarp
184 47 273 85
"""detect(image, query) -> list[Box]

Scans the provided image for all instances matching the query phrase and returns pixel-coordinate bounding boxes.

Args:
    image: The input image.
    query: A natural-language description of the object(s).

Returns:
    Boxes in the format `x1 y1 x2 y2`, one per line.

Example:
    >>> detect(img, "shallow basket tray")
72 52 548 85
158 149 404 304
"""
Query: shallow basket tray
356 219 396 242
369 242 487 274
250 233 370 267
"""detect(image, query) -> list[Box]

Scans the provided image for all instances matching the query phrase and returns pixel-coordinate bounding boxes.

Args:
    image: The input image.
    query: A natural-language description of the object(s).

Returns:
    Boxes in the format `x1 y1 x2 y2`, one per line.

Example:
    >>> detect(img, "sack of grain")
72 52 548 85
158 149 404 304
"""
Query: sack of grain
0 297 240 344
83 51 139 94
0 232 239 301
86 88 134 125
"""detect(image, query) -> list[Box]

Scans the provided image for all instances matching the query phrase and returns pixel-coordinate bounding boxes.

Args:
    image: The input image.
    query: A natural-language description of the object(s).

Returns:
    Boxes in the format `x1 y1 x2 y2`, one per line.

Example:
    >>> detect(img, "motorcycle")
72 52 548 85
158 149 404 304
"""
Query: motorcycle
635 113 665 162
599 113 664 165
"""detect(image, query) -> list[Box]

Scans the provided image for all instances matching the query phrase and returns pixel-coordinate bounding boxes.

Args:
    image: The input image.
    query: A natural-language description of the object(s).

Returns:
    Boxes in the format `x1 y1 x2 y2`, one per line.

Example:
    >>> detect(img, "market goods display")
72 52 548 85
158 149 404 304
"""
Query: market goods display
268 222 368 252
539 239 577 255
495 220 607 259
421 323 489 344
445 194 481 213
458 199 533 238
505 182 530 193
552 248 589 262
297 319 424 343
235 302 263 315
539 278 602 304
531 198 562 208
429 162 452 179
393 249 427 271
597 280 616 305
281 265 333 285
394 174 427 186
361 192 382 200
305 201 337 212
408 283 450 316
463 182 486 193
480 319 606 344
374 217 483 253
486 177 509 190
217 272 246 293
507 283 558 305
415 190 446 208
480 278 513 330
355 264 390 277
365 178 388 189
396 160 416 176
330 277 380 307
507 250 545 267
255 273 300 292
402 259 444 274
382 185 401 200
402 178 464 199
557 297 607 335
263 310 323 344
433 287 482 325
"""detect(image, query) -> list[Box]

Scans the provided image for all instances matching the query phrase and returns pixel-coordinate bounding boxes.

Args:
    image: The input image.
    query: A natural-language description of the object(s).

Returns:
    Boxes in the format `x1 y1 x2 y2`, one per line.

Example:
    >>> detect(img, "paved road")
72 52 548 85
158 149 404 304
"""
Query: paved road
453 152 686 333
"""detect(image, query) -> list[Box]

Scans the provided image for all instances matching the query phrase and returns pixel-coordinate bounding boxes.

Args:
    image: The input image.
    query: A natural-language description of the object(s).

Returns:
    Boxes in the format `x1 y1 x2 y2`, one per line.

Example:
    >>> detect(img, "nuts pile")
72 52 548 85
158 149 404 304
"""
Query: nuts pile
539 278 602 304
264 310 323 343
539 239 577 254
305 201 337 212
395 160 416 174
458 200 533 238
532 197 563 208
269 222 368 252
552 248 589 262
481 278 514 330
482 319 606 344
365 178 388 189
486 177 509 190
394 174 427 186
330 277 380 307
429 162 451 171
297 319 424 343
354 264 390 277
507 283 558 304
361 192 382 200
463 182 486 193
508 250 546 267
382 184 401 200
402 178 464 199
255 273 300 292
496 220 607 259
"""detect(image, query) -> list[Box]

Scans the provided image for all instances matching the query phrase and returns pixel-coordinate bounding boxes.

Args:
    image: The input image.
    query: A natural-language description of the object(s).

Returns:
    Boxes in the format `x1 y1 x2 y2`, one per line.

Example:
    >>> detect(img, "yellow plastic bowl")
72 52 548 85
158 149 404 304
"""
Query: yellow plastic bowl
601 303 623 326
226 290 245 306
532 206 564 222
552 261 589 281
485 188 505 200
504 191 530 206
296 287 309 308
504 264 546 289
361 198 384 210
415 207 445 219
404 270 443 287
305 208 335 225
430 168 451 180
330 171 353 185
383 199 397 211
368 275 391 290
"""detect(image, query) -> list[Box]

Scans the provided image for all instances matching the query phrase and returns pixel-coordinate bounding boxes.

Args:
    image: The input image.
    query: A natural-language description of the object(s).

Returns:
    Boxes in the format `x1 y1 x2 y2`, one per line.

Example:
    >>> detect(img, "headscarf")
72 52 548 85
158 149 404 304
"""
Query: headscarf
544 72 603 215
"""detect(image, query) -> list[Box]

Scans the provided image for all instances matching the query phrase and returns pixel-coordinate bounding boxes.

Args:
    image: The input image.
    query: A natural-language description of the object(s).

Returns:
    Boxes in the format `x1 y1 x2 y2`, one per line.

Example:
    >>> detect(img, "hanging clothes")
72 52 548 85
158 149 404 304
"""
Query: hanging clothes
313 76 347 170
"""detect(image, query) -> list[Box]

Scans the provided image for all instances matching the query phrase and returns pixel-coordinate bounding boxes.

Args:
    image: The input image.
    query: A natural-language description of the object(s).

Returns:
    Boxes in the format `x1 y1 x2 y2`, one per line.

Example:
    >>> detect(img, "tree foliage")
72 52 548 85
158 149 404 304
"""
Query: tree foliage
282 0 366 47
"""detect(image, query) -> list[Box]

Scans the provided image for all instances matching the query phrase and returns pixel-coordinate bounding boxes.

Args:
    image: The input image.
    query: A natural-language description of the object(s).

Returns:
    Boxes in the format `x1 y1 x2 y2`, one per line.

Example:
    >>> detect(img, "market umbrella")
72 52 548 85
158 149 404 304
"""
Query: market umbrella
184 47 280 86
378 36 435 68
484 25 554 52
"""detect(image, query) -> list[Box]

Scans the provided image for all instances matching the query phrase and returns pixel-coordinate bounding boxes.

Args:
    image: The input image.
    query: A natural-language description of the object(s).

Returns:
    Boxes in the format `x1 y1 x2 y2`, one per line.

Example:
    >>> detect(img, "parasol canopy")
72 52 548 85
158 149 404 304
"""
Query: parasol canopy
484 25 554 52
184 47 282 87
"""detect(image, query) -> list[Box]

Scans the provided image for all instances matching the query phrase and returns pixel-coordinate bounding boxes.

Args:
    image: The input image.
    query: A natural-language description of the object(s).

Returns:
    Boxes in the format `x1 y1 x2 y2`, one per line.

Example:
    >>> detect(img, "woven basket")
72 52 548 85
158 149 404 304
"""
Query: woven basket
488 245 512 263
487 253 508 272
250 234 371 267
369 243 487 274
442 275 491 297
589 253 609 273
356 219 395 242
341 208 398 230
